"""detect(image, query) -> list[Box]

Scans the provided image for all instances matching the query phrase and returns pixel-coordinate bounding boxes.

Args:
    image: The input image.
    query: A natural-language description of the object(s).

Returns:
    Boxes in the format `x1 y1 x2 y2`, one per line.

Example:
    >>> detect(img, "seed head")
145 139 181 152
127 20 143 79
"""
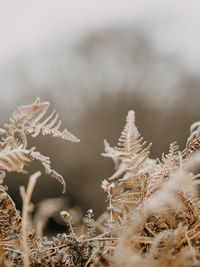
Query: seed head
101 179 114 193
60 210 70 219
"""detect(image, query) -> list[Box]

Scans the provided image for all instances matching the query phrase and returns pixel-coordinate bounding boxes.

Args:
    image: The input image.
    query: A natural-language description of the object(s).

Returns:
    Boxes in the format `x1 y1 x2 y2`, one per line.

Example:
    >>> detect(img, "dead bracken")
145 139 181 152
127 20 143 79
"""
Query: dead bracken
0 99 200 266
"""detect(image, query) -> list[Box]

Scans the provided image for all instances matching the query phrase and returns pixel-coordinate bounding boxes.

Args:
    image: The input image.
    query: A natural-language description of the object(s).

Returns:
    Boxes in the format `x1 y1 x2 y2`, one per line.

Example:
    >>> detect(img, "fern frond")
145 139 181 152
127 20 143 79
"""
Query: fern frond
146 142 180 197
117 110 139 153
0 98 80 192
0 186 21 240
11 97 49 123
183 122 200 157
103 110 151 181
161 142 180 167
30 151 66 193
0 147 31 174
26 99 79 143
102 110 152 212
179 190 200 221
102 139 120 170
0 147 67 193
107 163 127 181
123 143 152 175
2 97 79 151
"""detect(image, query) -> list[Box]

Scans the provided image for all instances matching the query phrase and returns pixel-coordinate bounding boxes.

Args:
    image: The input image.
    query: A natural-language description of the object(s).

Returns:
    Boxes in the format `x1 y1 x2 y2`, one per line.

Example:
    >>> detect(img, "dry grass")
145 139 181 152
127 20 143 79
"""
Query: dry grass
0 99 200 266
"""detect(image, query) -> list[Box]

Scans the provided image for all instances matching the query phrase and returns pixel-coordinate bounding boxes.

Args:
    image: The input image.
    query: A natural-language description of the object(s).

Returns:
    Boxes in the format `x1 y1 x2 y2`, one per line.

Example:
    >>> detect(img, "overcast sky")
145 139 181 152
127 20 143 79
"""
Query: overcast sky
0 0 200 69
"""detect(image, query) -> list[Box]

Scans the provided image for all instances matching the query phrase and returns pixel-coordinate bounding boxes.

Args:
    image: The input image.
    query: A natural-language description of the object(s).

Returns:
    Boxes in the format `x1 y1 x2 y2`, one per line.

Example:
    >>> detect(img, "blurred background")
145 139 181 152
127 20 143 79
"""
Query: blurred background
1 0 200 234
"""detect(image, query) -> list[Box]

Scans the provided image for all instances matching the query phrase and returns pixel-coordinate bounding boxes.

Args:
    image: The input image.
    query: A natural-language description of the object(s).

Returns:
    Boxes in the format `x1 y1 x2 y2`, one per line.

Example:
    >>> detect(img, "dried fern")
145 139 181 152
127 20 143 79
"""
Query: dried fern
146 142 180 197
183 121 200 158
0 98 79 192
103 113 200 267
0 186 21 240
2 101 200 266
102 110 152 214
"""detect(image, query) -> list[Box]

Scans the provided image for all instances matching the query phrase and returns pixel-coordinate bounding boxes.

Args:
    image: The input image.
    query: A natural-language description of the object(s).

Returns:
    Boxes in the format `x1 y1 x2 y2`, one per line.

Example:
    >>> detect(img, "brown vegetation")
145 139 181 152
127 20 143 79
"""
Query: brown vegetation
0 99 200 266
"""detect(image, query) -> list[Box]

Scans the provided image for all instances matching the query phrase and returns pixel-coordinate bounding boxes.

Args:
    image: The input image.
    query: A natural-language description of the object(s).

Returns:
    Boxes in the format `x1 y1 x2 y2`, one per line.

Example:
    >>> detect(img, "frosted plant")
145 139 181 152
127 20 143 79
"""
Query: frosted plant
0 97 79 192
102 110 200 267
1 99 200 266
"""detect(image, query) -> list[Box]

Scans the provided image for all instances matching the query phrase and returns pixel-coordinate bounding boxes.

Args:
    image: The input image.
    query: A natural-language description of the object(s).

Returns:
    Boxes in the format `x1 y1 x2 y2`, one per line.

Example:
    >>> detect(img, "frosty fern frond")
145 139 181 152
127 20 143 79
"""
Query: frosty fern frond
7 97 80 144
0 97 79 192
102 111 152 182
102 110 152 212
146 141 180 197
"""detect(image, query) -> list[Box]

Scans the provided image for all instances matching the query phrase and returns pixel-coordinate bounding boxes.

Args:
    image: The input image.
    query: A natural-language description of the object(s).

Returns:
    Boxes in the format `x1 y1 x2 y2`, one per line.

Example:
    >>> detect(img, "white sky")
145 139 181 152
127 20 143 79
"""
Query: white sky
0 0 200 69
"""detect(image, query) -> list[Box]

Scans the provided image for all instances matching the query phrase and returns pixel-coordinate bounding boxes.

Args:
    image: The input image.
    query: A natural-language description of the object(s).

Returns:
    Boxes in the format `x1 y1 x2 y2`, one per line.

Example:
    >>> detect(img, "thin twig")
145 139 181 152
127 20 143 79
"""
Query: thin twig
20 171 41 267
84 237 119 242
